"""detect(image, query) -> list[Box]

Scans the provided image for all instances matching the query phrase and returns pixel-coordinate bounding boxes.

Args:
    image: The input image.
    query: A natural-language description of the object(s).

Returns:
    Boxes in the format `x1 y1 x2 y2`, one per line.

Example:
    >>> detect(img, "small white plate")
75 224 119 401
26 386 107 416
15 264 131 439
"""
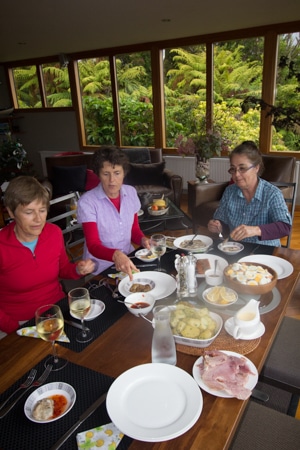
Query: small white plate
173 235 213 253
192 350 258 398
202 286 238 308
135 249 157 262
70 299 105 321
24 382 76 423
137 209 144 217
218 242 244 255
107 363 203 441
165 236 176 249
224 317 265 340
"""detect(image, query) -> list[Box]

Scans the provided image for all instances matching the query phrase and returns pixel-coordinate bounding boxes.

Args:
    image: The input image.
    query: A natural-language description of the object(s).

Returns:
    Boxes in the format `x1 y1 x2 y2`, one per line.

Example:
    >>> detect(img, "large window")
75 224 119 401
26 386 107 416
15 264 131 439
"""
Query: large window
272 33 300 151
6 24 300 155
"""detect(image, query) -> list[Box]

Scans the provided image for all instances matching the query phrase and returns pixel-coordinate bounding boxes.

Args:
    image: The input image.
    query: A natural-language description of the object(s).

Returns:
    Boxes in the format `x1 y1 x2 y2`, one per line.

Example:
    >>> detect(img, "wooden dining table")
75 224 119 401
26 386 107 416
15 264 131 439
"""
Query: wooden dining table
0 243 299 450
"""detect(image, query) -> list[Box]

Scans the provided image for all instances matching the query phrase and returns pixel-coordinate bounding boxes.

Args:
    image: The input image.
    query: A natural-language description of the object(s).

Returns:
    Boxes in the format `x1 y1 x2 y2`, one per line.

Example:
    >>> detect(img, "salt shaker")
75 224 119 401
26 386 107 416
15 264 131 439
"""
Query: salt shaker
175 254 188 299
186 252 197 296
151 305 177 365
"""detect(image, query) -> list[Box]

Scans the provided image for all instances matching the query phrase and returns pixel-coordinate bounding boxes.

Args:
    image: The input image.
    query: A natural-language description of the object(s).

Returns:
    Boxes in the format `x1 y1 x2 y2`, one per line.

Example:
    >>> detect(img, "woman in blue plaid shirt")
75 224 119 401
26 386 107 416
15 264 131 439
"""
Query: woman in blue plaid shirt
208 141 291 247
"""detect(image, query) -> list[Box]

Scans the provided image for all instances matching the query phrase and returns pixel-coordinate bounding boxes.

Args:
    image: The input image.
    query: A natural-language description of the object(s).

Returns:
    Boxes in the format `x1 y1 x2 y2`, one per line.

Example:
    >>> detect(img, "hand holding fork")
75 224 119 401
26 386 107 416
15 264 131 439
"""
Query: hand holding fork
0 364 52 418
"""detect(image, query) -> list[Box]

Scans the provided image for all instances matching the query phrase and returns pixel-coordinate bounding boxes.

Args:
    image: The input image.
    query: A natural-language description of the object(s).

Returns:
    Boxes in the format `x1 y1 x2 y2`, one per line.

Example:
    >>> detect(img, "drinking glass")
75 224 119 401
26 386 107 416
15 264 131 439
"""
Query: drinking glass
35 304 68 371
150 234 166 272
68 287 93 343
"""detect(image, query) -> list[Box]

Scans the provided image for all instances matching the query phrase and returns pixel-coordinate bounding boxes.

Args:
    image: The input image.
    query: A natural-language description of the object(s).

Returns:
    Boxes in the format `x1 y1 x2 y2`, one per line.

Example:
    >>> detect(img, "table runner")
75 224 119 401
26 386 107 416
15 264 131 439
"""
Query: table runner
21 284 128 353
0 357 132 450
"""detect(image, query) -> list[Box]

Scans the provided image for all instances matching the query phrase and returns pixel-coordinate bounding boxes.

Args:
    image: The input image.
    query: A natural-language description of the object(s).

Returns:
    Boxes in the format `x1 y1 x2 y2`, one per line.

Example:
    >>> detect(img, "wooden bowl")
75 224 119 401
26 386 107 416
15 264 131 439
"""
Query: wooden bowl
223 262 278 295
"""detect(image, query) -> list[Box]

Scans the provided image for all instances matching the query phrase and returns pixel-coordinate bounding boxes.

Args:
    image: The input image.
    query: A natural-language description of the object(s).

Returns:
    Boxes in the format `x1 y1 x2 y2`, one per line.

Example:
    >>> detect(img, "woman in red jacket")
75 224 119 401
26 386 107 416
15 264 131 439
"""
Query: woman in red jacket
0 176 95 337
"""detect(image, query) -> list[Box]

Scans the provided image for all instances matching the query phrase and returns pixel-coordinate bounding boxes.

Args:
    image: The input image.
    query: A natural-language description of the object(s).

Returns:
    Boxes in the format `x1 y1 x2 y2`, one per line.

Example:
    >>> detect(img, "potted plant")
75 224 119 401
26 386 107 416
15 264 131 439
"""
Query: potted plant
0 136 35 185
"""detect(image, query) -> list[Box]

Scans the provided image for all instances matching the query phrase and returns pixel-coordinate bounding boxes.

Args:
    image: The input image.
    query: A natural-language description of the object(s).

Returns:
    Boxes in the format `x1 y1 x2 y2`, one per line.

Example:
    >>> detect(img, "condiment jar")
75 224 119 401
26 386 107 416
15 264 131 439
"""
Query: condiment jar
186 252 197 296
175 254 188 298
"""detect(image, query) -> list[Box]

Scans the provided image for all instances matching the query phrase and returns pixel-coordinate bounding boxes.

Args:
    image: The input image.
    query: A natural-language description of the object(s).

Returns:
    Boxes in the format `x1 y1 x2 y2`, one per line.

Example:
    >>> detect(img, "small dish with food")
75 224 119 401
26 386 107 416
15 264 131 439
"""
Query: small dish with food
24 382 76 423
148 198 169 216
135 249 157 262
202 285 238 307
124 292 155 316
173 235 213 253
165 236 176 249
218 241 244 255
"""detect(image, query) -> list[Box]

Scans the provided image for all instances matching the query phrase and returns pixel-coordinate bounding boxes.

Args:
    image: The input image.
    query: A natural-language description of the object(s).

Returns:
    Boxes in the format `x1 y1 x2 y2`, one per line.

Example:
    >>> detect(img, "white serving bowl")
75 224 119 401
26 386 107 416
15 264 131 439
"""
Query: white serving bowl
218 241 244 255
135 249 157 262
24 382 76 423
172 310 223 348
124 293 155 316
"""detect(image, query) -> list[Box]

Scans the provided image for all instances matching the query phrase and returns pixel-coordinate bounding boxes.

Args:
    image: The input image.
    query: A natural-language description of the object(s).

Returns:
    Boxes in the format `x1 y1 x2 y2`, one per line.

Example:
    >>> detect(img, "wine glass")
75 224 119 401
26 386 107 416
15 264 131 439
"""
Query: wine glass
150 234 166 272
35 304 68 371
68 287 93 343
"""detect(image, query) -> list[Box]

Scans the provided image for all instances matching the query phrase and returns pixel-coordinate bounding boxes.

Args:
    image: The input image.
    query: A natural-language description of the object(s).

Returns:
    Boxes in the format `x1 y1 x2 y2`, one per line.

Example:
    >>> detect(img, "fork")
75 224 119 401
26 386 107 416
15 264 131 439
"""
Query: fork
0 368 37 411
0 364 52 418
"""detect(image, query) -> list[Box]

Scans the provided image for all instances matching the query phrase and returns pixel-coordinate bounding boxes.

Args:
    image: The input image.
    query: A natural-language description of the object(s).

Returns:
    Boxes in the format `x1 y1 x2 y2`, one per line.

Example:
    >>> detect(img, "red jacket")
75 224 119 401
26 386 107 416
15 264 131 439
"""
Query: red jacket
0 221 81 334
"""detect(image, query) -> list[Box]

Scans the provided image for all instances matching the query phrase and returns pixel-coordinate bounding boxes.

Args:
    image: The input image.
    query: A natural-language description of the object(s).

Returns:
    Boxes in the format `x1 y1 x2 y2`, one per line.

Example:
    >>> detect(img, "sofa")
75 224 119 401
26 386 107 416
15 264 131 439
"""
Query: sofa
188 155 296 232
44 147 183 207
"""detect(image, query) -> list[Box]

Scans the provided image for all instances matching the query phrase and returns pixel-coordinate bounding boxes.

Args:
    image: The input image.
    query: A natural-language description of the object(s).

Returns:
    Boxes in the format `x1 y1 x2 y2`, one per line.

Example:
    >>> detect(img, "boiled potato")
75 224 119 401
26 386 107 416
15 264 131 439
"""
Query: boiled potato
170 303 217 340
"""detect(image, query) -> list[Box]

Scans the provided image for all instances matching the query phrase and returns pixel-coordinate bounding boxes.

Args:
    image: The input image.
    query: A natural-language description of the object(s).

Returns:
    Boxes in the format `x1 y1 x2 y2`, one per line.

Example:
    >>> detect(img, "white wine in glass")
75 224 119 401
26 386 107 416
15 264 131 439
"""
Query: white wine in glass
68 287 93 343
150 234 166 272
35 304 67 371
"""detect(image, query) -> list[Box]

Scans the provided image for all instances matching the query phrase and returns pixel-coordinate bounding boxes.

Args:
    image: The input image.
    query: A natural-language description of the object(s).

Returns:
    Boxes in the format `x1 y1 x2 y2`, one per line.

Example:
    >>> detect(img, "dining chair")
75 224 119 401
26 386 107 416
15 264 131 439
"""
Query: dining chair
270 181 297 248
259 316 300 395
47 191 84 262
229 400 300 449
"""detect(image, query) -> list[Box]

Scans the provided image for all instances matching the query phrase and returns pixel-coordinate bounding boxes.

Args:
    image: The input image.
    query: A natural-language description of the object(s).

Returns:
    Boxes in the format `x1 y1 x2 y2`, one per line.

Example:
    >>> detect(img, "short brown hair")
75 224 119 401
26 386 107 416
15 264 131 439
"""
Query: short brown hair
4 176 50 213
230 141 264 176
92 145 130 176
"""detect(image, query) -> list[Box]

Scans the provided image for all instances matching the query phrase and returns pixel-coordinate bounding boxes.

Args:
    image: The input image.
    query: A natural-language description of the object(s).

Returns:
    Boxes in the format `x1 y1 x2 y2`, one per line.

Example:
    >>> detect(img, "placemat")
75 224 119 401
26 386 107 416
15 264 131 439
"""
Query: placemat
176 328 261 356
0 357 132 450
21 284 128 353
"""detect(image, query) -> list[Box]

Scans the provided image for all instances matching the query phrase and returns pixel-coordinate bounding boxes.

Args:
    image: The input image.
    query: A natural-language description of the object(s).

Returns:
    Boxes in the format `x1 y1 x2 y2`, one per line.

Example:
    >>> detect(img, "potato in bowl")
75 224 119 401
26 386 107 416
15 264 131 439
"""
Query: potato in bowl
224 262 277 295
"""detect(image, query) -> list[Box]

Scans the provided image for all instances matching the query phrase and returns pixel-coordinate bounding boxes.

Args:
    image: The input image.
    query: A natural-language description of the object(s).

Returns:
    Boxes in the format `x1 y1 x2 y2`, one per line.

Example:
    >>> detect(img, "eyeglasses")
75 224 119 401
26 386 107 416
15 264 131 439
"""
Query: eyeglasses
228 165 255 175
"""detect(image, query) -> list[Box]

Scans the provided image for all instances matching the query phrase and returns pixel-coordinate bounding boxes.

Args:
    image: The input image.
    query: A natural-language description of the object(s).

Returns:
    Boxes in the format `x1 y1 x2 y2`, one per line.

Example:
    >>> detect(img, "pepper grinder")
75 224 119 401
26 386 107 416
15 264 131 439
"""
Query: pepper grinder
175 254 188 299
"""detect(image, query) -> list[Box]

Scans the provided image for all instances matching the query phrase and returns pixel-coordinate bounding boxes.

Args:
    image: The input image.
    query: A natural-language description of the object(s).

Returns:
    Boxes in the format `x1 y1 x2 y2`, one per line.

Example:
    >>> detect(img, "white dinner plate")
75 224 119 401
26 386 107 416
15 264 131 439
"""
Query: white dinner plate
192 350 258 398
173 235 213 253
194 254 228 278
24 382 76 423
238 255 293 280
118 271 176 299
70 299 105 321
106 363 203 442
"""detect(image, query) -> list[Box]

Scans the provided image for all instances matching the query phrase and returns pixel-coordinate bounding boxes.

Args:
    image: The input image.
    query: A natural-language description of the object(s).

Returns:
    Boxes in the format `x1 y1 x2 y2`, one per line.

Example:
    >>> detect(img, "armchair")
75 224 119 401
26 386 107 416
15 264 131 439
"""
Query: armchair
188 155 296 234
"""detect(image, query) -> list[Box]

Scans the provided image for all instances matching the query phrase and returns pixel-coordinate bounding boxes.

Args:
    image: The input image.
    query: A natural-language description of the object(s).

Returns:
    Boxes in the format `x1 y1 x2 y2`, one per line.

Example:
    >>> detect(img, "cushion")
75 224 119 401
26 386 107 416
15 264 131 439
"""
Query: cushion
124 161 165 186
122 148 151 164
52 165 87 196
85 169 100 190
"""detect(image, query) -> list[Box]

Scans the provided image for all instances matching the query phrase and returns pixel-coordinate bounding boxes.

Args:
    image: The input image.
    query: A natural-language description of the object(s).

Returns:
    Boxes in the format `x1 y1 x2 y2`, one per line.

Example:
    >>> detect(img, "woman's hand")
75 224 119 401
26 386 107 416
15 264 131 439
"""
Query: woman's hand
230 224 261 241
208 219 222 234
113 250 139 281
141 236 150 250
76 259 96 276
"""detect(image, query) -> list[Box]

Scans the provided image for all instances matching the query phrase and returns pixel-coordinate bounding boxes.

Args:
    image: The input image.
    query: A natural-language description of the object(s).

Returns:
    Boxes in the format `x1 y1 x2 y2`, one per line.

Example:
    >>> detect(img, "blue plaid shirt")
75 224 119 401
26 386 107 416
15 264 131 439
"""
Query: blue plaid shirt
213 178 291 246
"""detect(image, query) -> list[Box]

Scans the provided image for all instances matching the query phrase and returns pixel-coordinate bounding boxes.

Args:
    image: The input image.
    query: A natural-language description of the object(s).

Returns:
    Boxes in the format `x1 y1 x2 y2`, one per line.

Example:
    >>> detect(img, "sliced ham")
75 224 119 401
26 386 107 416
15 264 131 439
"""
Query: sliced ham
199 350 255 400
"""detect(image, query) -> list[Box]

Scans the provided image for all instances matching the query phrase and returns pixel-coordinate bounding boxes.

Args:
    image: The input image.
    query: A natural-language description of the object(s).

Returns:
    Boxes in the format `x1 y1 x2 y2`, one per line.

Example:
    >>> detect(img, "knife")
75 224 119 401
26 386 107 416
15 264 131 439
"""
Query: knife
50 392 107 450
64 319 90 331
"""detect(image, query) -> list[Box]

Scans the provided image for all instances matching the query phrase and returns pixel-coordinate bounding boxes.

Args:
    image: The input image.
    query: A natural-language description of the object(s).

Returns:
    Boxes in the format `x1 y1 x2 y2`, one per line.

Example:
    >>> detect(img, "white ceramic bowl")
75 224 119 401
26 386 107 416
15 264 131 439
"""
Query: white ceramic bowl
205 269 223 286
24 382 76 423
135 249 157 262
218 241 244 255
202 285 238 308
173 311 223 348
124 293 155 316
